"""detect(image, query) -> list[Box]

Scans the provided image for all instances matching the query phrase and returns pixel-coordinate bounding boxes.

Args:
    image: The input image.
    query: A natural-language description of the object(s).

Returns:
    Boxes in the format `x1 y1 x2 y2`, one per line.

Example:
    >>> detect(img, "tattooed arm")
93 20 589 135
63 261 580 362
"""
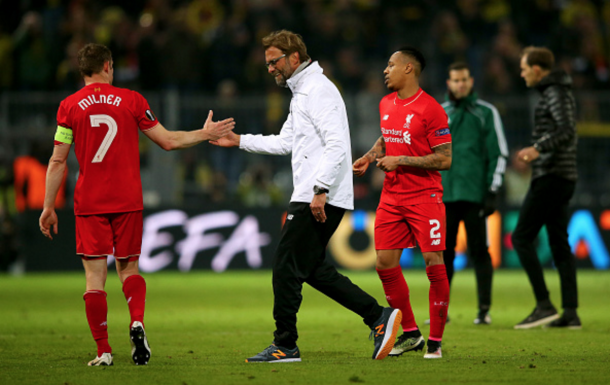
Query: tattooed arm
353 136 386 177
364 136 386 162
376 143 452 172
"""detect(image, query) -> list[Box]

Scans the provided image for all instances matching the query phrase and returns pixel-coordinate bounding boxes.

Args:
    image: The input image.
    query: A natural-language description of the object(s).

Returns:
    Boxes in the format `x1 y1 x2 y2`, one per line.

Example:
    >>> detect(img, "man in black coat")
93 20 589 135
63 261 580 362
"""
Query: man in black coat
513 46 580 329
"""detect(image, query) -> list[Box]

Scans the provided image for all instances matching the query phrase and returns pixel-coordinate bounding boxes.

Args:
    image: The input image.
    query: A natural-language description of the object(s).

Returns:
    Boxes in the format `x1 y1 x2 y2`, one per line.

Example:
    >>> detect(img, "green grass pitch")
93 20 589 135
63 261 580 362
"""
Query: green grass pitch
1 269 609 385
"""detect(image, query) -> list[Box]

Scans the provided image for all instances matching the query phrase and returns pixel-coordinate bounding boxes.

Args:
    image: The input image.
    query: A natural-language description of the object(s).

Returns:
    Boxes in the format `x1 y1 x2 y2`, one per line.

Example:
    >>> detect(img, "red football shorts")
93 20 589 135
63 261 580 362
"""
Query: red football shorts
76 211 143 259
375 202 446 252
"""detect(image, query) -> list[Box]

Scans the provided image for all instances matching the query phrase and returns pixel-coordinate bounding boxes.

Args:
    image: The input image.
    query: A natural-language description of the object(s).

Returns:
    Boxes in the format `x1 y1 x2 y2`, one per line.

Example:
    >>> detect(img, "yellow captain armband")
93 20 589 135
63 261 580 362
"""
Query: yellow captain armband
55 125 73 144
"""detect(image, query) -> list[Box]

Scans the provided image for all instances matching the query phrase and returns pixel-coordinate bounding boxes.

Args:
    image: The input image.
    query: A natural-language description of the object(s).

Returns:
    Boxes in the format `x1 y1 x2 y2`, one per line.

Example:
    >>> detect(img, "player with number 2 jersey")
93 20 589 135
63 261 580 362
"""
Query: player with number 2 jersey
353 47 452 359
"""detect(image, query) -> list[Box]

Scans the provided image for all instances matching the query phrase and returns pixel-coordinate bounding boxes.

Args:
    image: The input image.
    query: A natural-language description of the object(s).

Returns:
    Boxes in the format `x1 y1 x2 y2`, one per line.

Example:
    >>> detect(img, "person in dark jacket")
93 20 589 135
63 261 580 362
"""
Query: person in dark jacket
513 46 580 329
440 62 508 325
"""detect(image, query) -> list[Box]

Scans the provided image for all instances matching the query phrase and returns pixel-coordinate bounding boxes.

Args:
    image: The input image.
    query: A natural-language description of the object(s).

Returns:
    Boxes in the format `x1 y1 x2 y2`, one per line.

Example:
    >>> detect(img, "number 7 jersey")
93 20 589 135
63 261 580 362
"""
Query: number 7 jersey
55 83 158 215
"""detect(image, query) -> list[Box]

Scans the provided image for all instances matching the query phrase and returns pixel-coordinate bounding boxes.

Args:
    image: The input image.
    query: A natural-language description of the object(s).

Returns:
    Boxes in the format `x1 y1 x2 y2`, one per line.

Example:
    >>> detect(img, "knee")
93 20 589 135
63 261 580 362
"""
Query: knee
469 245 491 264
549 244 575 263
376 258 399 270
118 272 135 284
85 272 107 291
375 250 402 270
548 236 571 254
511 231 529 250
117 267 140 284
423 252 444 267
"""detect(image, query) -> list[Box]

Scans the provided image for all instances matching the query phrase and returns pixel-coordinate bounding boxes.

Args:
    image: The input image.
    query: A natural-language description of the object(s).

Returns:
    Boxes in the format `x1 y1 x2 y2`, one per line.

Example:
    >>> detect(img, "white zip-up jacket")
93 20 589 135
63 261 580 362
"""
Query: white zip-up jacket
240 61 354 210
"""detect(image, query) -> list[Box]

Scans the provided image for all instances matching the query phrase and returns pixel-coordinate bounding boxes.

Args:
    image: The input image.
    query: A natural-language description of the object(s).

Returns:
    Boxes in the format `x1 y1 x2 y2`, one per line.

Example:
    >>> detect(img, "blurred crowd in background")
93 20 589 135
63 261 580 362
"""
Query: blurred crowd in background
0 0 610 94
1 0 610 232
1 0 609 93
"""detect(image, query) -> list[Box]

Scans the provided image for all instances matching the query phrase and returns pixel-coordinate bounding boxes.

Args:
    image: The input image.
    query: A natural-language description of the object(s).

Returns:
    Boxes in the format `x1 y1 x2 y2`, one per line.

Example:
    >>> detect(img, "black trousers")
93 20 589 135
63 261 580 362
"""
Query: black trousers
512 174 578 309
444 201 493 311
272 202 383 348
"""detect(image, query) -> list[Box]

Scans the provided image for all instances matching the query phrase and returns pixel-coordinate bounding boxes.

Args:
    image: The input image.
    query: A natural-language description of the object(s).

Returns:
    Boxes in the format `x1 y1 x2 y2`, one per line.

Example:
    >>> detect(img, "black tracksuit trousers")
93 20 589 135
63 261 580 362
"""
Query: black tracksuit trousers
272 202 383 348
444 201 494 311
512 174 578 309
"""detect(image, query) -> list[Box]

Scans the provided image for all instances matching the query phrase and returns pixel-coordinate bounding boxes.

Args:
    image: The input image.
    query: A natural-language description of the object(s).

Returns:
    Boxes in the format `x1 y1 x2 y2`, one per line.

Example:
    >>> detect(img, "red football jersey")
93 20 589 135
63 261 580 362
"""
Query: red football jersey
378 88 451 206
56 83 158 215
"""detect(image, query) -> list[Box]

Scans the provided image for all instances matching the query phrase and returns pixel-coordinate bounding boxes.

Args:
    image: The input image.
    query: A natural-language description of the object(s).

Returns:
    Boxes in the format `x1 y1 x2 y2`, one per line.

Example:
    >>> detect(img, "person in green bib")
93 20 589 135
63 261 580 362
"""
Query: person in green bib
439 62 508 325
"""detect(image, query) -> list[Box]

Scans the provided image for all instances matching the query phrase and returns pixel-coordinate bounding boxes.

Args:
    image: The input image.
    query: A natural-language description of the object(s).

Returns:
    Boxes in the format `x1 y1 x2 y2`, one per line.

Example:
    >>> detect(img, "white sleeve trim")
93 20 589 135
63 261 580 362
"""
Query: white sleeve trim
476 100 509 157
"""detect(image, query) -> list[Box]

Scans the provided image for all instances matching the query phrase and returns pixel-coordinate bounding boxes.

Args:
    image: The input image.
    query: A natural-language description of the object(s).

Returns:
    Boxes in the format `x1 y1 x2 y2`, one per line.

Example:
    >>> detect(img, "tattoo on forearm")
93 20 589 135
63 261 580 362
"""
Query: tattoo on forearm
397 143 452 170
365 136 386 162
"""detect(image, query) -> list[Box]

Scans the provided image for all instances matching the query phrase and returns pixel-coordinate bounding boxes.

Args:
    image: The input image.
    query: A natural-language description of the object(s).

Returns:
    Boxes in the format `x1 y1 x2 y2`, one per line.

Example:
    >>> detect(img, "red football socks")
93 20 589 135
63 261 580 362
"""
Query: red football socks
122 274 147 326
83 290 112 356
377 266 419 332
426 264 450 341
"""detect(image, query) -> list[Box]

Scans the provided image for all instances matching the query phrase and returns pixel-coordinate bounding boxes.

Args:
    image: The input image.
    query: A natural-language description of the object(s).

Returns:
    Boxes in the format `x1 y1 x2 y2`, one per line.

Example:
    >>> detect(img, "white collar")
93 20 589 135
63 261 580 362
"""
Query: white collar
287 60 321 92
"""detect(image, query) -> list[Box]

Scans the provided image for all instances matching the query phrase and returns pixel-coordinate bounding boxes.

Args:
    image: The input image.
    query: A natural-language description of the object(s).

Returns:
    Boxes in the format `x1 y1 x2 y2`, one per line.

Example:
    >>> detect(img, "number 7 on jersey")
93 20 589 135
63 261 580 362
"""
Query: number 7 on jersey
90 114 118 163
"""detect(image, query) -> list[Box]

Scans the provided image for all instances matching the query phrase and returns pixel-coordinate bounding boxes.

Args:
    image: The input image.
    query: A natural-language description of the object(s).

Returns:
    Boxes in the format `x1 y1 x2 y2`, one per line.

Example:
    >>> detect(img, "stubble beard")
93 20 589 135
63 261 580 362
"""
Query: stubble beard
275 73 287 87
273 66 293 87
454 90 467 99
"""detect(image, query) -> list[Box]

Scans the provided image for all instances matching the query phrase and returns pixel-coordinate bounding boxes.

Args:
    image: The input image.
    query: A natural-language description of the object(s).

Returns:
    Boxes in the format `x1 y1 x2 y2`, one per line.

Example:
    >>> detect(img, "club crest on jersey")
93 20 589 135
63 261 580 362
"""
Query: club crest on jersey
403 131 411 145
145 109 157 121
403 114 414 129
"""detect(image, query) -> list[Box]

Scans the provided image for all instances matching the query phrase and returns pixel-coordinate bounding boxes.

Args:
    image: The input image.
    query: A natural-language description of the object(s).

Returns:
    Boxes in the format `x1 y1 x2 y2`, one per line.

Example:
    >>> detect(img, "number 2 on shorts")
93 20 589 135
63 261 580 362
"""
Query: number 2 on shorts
429 219 441 239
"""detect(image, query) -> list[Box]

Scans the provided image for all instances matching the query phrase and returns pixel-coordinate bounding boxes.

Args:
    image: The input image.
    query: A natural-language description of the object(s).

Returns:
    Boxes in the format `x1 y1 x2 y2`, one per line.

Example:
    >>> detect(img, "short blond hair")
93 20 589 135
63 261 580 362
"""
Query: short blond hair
262 30 310 63
522 46 555 70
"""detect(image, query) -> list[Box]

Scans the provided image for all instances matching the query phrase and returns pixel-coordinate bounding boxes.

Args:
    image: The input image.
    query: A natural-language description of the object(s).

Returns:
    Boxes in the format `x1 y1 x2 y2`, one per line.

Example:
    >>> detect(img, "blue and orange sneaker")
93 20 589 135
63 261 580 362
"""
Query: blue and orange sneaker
245 344 301 363
370 307 402 360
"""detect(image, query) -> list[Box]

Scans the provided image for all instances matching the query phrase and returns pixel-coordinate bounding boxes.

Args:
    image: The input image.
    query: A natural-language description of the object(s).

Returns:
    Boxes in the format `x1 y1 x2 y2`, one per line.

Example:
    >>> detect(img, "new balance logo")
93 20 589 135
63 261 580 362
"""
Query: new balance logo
403 131 411 145
403 114 414 129
100 321 107 326
374 324 385 336
431 239 441 246
127 296 132 304
287 214 294 220
272 350 286 359
383 115 389 120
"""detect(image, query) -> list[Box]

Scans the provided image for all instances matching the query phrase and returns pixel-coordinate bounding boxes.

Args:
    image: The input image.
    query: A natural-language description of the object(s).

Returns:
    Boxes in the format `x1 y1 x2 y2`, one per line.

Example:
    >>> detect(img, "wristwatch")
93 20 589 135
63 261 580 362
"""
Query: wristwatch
313 185 329 195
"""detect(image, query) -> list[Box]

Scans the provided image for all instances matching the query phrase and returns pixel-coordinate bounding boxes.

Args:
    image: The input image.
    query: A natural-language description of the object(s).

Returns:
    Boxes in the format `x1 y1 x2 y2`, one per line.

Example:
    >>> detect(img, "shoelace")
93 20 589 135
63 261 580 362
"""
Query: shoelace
369 329 383 341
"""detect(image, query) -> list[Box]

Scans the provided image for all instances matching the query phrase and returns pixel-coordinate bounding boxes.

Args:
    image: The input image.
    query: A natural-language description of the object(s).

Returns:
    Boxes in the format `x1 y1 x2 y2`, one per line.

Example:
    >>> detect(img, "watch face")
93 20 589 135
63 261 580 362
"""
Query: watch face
314 186 328 195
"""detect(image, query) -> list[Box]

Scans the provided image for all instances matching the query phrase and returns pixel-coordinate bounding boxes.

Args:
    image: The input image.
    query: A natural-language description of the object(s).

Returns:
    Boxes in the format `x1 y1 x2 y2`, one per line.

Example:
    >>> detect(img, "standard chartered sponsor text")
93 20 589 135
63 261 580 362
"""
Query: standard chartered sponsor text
381 128 403 136
381 128 406 143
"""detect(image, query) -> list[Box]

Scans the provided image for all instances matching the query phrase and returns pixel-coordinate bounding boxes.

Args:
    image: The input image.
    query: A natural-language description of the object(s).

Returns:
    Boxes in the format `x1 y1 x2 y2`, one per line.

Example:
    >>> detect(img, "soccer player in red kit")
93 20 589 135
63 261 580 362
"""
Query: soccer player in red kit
39 43 235 366
353 47 452 359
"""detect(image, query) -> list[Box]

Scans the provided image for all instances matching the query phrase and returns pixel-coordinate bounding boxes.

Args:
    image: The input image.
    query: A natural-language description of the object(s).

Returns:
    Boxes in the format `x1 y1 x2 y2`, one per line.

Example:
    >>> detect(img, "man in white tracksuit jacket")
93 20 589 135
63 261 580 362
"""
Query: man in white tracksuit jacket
211 30 401 363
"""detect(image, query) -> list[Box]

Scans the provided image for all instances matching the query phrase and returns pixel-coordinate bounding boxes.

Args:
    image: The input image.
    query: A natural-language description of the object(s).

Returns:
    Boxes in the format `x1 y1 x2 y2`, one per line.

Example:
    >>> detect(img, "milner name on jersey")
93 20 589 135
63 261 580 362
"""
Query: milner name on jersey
77 94 122 110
